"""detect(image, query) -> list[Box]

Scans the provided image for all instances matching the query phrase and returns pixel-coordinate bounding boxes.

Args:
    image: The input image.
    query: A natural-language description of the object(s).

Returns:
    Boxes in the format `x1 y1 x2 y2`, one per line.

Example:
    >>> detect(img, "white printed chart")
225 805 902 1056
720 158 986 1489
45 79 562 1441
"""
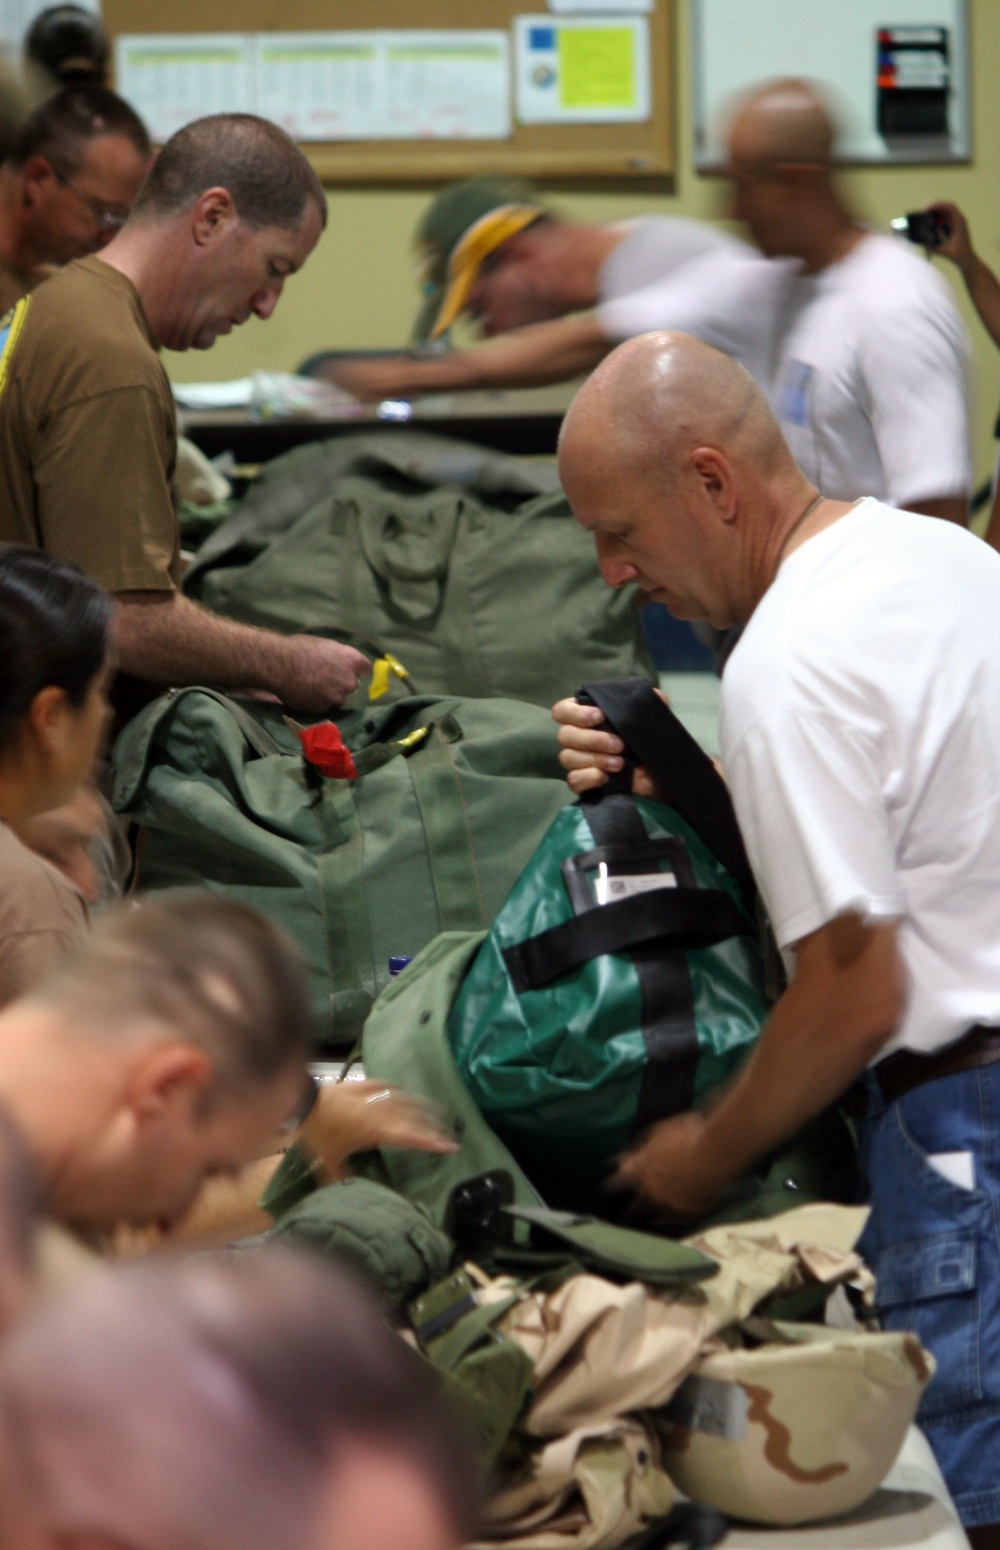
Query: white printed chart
256 31 510 141
382 33 510 139
118 29 511 144
115 34 254 144
254 34 380 141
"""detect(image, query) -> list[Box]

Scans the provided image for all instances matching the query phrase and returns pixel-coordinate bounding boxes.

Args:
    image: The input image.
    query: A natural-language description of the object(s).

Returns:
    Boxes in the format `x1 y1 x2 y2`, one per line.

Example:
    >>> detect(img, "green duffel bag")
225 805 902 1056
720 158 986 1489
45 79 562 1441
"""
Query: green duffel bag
185 430 563 579
447 678 854 1216
184 430 654 708
110 686 572 1049
266 908 848 1258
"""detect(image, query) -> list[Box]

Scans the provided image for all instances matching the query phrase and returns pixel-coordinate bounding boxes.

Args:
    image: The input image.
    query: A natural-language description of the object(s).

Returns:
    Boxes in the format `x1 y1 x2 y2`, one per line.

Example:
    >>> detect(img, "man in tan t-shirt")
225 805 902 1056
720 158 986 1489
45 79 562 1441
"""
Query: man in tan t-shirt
0 84 150 316
0 112 368 712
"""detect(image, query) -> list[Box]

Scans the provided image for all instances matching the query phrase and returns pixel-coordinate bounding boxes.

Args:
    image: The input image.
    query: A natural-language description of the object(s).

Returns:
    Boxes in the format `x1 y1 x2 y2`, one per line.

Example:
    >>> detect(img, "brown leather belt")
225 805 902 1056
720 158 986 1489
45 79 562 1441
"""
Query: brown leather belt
872 1023 1000 1107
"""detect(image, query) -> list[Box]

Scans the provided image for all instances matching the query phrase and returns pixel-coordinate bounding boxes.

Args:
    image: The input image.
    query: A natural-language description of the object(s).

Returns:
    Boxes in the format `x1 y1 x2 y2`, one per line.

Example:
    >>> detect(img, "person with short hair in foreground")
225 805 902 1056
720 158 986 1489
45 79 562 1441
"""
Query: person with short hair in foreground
0 892 314 1237
0 1251 475 1550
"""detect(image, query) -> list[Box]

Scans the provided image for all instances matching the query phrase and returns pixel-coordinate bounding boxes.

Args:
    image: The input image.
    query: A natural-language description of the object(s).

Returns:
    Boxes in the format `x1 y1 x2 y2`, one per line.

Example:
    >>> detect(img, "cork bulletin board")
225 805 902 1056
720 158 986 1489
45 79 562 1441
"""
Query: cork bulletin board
103 0 675 184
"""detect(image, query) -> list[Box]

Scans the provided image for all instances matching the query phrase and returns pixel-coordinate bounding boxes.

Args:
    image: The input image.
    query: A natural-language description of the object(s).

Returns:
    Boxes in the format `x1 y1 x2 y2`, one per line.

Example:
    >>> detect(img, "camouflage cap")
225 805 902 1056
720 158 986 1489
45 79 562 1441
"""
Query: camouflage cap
412 175 548 342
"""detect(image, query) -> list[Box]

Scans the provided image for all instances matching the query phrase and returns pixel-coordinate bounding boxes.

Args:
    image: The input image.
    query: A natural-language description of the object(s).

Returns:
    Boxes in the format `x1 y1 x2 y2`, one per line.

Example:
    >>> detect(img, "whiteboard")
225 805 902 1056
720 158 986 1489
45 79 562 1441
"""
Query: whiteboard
692 0 969 167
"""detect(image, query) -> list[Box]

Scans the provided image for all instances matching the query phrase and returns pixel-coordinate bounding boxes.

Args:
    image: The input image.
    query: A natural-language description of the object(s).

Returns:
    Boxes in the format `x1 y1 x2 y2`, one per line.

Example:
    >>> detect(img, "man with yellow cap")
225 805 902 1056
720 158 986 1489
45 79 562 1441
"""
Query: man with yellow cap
411 174 734 342
321 174 765 398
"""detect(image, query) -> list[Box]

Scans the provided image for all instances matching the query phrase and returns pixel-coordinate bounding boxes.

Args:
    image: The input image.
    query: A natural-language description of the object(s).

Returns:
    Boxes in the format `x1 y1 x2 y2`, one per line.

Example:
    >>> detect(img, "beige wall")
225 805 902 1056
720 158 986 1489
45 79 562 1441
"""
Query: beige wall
165 0 1000 490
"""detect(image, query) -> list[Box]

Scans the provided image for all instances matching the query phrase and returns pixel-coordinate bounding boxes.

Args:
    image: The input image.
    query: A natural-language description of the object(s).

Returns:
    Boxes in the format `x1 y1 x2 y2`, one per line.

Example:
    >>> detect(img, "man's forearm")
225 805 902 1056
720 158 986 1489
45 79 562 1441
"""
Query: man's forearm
959 254 1000 349
111 592 368 713
693 918 904 1191
436 316 609 390
332 315 609 398
111 590 299 694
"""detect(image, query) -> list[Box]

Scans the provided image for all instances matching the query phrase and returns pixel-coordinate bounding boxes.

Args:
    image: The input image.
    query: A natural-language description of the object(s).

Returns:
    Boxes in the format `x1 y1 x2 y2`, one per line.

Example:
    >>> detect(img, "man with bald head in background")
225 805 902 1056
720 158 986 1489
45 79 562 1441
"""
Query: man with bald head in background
554 331 1000 1542
723 77 969 523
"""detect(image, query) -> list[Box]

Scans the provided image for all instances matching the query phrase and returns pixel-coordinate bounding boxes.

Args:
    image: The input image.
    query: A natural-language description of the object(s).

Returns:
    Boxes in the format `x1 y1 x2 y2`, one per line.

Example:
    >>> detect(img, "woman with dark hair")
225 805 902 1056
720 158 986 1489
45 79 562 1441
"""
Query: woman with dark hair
0 545 111 1005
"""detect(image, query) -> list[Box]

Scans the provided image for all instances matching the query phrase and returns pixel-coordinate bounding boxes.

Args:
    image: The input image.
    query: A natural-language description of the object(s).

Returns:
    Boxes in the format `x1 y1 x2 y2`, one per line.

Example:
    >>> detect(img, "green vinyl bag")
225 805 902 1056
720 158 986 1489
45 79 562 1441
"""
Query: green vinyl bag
110 686 572 1049
445 679 823 1214
184 430 654 708
448 794 769 1213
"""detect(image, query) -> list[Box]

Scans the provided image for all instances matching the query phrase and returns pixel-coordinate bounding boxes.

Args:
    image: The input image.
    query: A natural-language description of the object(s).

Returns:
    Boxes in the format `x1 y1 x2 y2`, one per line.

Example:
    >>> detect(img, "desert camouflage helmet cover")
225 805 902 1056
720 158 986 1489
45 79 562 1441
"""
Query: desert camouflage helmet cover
660 1319 933 1526
412 175 547 343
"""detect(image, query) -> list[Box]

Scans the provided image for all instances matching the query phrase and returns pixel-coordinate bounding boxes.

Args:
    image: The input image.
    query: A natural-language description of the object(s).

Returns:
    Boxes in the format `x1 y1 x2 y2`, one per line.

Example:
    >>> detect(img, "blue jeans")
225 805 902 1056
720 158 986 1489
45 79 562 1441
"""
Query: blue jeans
857 1064 1000 1529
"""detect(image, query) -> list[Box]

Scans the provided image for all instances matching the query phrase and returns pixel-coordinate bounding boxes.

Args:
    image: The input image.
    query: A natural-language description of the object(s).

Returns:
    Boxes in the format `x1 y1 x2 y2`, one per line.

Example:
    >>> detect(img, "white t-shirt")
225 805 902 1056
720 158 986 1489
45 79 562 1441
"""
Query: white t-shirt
598 216 744 302
597 236 793 386
721 498 1000 1055
772 233 971 507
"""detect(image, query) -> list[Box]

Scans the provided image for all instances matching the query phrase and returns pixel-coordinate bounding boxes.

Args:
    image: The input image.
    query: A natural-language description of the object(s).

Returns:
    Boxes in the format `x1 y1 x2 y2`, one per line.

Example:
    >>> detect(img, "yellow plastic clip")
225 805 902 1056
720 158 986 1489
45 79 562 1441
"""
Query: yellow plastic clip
395 726 430 752
369 652 413 702
369 659 391 701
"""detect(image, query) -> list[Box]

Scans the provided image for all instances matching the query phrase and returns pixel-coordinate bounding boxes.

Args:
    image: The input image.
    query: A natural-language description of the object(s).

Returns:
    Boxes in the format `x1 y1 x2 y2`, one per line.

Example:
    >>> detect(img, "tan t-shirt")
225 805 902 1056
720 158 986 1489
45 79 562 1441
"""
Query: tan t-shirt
0 255 180 593
0 822 88 1008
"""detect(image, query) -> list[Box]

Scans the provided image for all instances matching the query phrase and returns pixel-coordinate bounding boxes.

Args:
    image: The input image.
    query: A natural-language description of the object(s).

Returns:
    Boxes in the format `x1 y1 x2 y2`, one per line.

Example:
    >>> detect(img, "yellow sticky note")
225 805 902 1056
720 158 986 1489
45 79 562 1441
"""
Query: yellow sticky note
559 27 636 112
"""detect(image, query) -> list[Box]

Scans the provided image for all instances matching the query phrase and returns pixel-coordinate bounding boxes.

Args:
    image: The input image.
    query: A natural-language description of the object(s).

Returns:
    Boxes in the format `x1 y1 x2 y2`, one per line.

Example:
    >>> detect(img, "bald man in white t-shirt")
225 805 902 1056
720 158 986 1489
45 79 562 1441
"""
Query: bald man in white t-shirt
608 79 971 517
553 332 1000 1542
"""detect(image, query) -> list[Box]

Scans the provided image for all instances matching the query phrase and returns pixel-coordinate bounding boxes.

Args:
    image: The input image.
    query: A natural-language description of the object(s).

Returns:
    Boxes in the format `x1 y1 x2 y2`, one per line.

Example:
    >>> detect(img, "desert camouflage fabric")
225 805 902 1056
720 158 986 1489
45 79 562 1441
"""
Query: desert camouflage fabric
479 1204 872 1439
468 1205 931 1547
476 1420 676 1550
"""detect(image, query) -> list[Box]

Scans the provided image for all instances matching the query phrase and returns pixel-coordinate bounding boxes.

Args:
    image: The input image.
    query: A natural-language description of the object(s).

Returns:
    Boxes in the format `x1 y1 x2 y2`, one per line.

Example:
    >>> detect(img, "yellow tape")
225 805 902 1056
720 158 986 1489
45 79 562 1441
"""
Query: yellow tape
369 653 413 701
395 726 430 751
0 296 31 401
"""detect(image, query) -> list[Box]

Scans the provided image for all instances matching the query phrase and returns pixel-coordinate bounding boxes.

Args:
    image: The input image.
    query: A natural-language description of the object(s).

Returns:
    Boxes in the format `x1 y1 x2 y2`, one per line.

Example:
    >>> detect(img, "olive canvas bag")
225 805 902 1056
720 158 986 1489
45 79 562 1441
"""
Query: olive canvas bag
184 430 654 708
111 684 573 1049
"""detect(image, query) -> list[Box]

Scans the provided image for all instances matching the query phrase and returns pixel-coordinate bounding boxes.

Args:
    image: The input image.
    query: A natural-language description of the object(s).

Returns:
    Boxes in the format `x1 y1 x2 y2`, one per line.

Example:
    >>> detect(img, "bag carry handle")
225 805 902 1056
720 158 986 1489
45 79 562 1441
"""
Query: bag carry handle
577 677 755 901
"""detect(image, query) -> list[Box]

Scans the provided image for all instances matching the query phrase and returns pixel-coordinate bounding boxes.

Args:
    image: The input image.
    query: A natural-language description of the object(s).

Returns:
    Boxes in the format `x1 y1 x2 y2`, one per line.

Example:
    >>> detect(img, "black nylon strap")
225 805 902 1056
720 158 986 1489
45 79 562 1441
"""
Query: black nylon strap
631 941 701 1131
578 677 755 901
502 887 746 994
579 789 649 850
580 796 701 1127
